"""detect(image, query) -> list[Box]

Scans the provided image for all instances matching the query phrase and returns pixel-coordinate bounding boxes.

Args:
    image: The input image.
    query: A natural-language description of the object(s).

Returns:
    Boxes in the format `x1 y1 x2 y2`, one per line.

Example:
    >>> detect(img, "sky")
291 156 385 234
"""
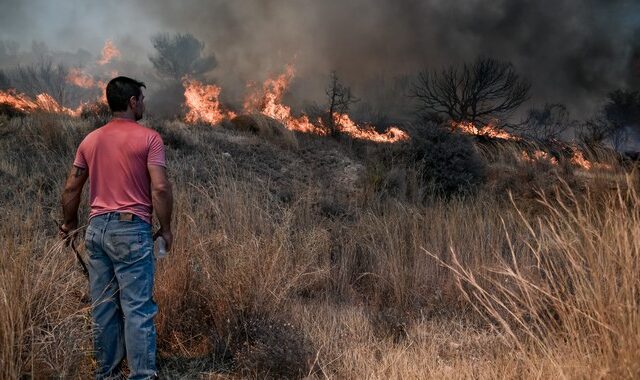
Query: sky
0 0 639 119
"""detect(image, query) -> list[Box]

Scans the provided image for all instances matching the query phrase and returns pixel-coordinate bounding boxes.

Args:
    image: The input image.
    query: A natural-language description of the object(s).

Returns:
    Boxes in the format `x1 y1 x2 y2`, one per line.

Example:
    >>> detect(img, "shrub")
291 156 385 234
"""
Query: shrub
406 123 487 198
229 313 314 379
227 114 298 149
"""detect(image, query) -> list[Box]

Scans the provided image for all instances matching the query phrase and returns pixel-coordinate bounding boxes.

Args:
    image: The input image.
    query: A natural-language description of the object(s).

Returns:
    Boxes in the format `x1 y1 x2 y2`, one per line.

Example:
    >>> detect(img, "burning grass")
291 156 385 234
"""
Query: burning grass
0 115 639 378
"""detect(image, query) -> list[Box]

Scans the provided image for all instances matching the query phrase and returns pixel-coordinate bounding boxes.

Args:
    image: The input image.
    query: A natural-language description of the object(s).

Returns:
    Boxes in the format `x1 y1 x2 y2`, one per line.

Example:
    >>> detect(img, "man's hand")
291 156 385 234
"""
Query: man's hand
148 164 173 252
58 221 78 244
153 228 173 252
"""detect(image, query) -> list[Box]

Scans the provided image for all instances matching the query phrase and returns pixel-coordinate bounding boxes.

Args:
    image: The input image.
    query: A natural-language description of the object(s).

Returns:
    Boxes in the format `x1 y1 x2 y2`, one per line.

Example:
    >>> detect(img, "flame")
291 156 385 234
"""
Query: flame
243 65 326 135
0 89 80 116
520 150 558 165
67 68 95 88
183 78 236 125
569 146 612 170
332 113 409 143
452 121 520 141
66 66 111 105
98 40 121 65
244 66 408 141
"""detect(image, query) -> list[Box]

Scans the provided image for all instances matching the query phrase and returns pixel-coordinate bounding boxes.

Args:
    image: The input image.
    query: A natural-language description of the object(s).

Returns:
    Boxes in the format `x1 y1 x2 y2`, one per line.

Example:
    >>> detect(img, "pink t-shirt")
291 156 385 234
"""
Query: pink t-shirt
73 118 166 224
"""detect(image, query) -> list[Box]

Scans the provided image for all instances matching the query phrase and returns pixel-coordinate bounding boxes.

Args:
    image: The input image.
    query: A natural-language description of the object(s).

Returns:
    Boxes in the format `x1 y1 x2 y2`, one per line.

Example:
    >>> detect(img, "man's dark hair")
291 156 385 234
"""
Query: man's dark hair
105 76 146 112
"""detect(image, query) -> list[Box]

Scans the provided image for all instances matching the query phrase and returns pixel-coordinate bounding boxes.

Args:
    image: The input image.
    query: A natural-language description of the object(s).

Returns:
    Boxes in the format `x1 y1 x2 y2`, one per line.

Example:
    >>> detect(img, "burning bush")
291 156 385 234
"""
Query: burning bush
79 101 110 118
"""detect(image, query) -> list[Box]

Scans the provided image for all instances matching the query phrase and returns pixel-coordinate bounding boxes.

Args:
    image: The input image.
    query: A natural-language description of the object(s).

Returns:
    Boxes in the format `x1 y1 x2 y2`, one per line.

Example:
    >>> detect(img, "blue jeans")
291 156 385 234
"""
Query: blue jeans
85 212 157 379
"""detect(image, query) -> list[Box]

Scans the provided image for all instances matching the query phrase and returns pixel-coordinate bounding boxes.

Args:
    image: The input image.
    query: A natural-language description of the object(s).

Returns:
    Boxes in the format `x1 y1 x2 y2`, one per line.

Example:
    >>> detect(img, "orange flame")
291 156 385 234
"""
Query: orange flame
244 66 408 141
243 65 326 135
0 89 80 116
520 150 558 165
67 67 95 88
98 40 121 65
332 113 409 143
452 121 520 141
569 146 612 170
183 78 236 125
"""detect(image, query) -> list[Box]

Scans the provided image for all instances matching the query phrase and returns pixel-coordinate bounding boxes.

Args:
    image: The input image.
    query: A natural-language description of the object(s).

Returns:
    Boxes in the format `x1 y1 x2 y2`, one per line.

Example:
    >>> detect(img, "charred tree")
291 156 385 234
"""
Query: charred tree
579 90 640 149
325 70 359 136
518 103 574 141
411 57 530 128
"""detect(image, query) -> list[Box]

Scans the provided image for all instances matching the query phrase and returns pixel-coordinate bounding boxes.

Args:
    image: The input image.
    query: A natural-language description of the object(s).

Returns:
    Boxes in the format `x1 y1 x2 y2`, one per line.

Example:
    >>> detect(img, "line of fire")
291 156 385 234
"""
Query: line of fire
0 39 635 171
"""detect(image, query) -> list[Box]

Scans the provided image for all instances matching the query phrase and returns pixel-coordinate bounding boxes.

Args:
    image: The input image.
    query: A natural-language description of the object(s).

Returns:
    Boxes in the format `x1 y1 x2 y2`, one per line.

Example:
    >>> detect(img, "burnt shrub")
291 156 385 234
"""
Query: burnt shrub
407 123 487 198
228 313 314 379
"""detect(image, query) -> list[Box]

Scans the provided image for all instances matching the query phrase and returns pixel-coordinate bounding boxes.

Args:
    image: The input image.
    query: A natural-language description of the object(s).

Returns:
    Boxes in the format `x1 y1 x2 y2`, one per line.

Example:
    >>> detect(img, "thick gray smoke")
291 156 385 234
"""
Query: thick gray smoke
0 0 639 119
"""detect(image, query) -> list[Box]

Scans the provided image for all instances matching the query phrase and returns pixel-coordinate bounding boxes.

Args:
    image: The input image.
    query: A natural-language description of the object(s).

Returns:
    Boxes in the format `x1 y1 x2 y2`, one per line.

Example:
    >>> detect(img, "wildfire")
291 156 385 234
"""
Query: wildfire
569 146 612 170
520 149 558 165
0 89 80 116
452 121 520 141
241 65 408 141
332 113 409 143
183 78 236 125
98 40 121 65
243 65 326 135
67 67 95 88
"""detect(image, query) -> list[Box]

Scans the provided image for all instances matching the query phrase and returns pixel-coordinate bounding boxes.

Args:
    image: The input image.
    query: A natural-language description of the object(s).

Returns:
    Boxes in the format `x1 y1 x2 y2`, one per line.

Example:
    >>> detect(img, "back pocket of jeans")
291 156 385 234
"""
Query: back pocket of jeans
111 231 149 264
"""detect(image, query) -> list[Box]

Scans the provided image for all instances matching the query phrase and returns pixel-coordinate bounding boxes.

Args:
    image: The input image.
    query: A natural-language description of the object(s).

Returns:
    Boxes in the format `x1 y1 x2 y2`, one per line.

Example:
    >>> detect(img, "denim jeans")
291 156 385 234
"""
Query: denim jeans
85 212 157 379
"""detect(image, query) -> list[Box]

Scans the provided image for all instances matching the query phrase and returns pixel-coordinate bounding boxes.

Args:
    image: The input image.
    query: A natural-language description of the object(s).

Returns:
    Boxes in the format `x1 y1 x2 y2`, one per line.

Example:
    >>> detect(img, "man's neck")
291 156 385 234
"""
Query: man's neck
112 111 137 121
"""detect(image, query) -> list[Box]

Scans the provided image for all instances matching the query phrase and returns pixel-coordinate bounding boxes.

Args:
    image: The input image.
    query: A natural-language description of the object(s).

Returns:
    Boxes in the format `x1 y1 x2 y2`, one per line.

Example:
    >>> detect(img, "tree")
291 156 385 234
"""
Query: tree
579 90 640 149
519 103 574 141
604 90 640 129
149 33 217 81
578 113 613 146
11 59 69 105
0 69 10 90
411 57 530 127
324 71 359 135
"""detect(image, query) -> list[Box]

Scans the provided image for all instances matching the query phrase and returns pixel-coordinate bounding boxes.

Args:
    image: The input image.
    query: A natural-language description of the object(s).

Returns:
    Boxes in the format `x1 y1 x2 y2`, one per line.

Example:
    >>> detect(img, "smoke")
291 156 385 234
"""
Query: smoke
0 0 639 119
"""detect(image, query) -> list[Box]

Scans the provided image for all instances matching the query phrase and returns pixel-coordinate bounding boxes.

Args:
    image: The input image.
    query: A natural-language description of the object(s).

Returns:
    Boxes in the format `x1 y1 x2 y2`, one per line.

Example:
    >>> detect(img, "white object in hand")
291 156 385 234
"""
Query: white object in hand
155 236 167 258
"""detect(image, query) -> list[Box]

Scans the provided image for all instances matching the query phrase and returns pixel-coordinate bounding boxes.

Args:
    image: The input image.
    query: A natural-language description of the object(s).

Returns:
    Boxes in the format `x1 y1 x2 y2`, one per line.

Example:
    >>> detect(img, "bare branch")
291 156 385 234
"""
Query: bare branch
411 57 531 128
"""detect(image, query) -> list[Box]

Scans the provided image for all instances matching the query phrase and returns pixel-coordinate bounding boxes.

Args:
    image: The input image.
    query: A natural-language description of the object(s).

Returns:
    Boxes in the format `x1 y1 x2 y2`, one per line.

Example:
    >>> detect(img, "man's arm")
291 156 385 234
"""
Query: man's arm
60 165 88 236
148 164 174 251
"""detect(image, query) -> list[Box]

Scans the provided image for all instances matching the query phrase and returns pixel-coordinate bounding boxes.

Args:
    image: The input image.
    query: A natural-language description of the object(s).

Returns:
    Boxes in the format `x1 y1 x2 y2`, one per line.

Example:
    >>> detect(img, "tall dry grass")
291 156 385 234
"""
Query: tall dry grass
0 113 638 378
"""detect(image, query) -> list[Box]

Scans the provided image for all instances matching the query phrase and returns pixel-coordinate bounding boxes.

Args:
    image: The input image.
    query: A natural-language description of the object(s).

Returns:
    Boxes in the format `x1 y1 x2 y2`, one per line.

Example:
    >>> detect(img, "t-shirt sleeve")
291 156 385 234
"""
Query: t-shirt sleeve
147 132 166 167
73 140 87 169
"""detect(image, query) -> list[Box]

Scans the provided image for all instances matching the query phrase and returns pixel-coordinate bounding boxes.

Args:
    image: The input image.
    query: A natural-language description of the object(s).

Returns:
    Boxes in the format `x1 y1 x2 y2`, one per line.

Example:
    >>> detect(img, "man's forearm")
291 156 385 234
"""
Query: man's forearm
152 185 173 231
61 189 81 227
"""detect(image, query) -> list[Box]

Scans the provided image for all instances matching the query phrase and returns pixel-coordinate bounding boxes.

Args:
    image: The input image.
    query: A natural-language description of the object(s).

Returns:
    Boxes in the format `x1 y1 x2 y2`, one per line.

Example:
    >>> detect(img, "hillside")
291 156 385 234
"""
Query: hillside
1 113 639 378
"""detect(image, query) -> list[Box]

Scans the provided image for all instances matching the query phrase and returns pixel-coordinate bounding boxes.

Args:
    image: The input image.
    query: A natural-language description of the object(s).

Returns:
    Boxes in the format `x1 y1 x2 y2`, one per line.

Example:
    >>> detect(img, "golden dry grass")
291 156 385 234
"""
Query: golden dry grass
0 114 638 378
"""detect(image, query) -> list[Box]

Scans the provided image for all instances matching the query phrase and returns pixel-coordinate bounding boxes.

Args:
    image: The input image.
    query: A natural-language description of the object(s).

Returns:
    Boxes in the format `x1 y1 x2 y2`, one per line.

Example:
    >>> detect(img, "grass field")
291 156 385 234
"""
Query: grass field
1 113 638 379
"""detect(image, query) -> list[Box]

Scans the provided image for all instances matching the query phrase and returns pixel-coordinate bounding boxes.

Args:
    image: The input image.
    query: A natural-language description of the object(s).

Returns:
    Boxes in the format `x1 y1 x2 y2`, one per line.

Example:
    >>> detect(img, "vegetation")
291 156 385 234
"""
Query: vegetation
411 57 530 128
149 33 218 81
0 112 638 378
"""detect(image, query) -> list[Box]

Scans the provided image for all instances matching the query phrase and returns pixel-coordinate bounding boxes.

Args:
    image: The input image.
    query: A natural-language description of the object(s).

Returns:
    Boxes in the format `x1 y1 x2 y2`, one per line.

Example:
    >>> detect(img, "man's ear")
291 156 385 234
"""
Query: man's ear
129 96 137 110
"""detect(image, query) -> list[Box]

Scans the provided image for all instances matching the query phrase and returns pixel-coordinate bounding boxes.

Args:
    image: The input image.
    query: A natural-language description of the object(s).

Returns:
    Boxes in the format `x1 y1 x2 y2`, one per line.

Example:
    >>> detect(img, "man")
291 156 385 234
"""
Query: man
60 76 174 379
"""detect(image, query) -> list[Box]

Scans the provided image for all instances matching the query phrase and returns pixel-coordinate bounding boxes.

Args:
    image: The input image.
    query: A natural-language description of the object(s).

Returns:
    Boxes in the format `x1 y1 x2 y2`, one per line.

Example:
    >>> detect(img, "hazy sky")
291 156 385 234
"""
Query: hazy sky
1 0 639 117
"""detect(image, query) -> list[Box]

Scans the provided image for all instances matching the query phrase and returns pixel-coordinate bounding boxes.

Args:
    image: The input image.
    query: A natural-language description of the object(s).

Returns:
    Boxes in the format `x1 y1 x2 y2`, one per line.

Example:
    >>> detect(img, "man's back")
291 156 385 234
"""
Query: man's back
73 118 165 224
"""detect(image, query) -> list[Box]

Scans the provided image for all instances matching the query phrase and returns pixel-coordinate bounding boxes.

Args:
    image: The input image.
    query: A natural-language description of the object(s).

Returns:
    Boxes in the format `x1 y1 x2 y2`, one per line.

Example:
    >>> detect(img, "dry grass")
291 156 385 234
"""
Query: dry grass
0 113 639 378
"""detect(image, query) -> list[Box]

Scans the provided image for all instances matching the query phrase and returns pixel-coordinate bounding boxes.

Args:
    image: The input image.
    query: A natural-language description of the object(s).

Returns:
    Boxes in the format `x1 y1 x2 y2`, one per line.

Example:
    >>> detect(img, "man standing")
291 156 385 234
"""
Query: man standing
60 76 174 379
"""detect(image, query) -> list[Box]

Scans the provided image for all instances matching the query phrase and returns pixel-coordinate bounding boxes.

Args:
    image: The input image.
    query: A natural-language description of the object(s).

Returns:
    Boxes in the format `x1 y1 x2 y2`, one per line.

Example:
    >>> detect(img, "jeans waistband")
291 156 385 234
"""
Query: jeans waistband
92 212 148 224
